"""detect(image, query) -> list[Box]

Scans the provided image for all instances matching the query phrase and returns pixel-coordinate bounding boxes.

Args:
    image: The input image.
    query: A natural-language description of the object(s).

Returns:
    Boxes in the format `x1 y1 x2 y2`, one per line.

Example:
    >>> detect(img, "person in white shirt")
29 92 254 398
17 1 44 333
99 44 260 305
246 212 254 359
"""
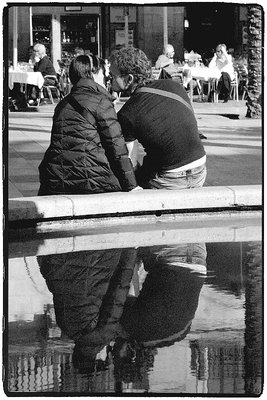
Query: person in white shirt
209 44 235 102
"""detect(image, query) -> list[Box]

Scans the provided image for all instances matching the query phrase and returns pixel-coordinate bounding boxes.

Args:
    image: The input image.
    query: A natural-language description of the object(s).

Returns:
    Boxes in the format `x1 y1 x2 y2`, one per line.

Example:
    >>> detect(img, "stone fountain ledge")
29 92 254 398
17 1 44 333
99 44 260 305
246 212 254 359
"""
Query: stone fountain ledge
8 185 262 223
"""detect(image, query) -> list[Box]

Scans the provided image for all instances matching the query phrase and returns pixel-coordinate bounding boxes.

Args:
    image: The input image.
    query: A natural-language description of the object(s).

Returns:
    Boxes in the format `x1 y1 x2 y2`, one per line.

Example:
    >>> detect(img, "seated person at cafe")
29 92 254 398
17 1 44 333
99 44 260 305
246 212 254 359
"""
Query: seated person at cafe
155 44 175 69
208 43 235 103
28 43 58 105
155 44 183 83
110 47 207 190
33 43 57 83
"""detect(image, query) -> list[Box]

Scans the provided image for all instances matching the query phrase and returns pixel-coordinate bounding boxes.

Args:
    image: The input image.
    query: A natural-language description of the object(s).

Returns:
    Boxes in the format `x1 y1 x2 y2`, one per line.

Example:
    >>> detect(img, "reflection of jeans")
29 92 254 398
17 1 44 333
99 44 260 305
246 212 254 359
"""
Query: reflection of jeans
155 243 207 267
148 164 207 189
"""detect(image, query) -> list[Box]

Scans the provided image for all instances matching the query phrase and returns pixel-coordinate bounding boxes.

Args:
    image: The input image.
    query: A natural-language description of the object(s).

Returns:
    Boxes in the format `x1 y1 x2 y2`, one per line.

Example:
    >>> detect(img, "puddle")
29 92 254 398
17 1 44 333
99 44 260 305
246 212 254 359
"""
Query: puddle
5 234 262 395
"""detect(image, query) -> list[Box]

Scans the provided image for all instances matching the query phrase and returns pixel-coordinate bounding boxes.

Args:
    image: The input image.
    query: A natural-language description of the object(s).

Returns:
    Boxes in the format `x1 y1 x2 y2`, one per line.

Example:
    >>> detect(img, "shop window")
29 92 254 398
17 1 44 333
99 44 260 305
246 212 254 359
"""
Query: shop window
32 15 52 57
60 15 99 65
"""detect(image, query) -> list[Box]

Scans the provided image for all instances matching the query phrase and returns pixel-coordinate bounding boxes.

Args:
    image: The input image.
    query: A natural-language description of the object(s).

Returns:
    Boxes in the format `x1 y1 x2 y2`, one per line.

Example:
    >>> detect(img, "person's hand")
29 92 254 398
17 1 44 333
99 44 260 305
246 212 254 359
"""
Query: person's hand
221 46 228 56
130 186 143 191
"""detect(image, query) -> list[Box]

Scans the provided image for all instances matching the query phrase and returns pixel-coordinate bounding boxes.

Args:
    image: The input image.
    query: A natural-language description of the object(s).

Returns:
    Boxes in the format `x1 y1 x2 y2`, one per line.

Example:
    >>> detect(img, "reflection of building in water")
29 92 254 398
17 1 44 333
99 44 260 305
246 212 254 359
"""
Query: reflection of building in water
8 350 117 392
190 338 244 394
8 257 53 322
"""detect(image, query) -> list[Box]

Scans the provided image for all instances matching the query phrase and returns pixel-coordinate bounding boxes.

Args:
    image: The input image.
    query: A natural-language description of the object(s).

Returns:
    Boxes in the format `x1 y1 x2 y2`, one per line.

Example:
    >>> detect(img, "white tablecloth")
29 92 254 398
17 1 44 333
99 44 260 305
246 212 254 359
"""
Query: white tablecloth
9 71 44 90
182 67 221 102
189 66 221 81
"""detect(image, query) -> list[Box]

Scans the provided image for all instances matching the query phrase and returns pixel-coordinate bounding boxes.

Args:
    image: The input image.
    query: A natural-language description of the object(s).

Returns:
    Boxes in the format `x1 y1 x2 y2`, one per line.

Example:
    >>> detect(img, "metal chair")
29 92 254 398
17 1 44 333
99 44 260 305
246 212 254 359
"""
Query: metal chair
235 64 248 100
211 71 239 103
151 67 162 80
211 79 219 103
230 71 239 101
40 75 61 104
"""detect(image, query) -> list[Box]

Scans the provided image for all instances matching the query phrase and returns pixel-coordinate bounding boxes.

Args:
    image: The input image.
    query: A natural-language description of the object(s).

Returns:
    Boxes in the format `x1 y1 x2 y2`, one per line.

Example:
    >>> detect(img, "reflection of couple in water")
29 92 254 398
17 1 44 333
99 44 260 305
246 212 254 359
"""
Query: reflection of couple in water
38 242 207 384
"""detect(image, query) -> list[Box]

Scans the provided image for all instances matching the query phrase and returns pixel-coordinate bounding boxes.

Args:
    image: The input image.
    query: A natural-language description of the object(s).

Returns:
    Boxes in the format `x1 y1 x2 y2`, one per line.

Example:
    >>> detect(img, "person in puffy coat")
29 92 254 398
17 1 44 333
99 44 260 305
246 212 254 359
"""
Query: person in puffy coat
38 55 138 195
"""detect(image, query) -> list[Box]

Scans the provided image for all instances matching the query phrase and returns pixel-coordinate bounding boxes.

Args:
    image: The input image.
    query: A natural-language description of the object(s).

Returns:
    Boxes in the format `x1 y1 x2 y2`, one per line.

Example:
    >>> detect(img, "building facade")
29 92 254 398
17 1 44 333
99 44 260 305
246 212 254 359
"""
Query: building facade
7 4 248 70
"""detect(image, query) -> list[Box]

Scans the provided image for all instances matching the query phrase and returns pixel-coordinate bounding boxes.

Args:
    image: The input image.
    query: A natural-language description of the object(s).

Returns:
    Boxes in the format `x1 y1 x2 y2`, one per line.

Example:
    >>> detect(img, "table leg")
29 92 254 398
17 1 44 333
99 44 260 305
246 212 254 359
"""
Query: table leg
24 83 29 106
189 79 193 102
196 80 203 101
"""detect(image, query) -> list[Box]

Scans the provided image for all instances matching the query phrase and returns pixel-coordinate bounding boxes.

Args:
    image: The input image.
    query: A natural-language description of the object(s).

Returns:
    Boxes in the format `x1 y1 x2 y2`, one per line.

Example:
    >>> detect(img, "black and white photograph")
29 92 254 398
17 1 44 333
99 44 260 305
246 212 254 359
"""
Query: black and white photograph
3 0 263 396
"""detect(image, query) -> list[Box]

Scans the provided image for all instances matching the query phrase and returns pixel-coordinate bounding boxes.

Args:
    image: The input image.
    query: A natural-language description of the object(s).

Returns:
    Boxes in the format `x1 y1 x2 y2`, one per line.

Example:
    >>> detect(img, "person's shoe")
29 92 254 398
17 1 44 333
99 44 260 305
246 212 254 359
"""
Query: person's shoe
223 93 230 103
199 131 207 139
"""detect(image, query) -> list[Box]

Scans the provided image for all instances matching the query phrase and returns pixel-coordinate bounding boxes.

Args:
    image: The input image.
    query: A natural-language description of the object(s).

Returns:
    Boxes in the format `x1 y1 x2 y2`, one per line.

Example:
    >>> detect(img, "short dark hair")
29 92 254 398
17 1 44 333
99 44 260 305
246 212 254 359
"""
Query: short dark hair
69 55 106 85
110 47 152 87
90 54 106 75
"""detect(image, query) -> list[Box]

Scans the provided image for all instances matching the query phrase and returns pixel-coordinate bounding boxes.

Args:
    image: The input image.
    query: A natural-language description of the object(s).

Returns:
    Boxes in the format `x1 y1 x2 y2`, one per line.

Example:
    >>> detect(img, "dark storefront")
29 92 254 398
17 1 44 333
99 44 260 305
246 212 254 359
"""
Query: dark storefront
184 3 243 62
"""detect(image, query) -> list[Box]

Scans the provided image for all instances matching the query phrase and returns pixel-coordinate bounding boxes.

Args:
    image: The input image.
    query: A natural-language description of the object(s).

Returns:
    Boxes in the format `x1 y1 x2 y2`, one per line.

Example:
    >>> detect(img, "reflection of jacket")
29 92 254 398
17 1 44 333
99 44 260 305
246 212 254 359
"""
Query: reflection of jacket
38 248 137 345
39 78 137 195
121 244 206 347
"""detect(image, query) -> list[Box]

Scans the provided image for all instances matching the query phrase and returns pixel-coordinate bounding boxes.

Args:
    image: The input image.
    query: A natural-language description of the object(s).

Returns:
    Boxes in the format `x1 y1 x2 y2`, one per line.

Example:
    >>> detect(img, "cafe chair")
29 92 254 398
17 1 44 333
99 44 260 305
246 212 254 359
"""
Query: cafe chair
235 64 248 100
40 75 61 104
211 72 239 103
230 71 239 101
210 79 219 103
195 79 203 101
241 83 248 100
151 67 162 80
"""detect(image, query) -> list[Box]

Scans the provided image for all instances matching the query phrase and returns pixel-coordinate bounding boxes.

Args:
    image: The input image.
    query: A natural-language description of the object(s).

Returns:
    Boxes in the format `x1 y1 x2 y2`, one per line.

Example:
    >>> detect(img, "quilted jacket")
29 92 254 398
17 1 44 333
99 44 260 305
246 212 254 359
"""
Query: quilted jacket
38 78 137 195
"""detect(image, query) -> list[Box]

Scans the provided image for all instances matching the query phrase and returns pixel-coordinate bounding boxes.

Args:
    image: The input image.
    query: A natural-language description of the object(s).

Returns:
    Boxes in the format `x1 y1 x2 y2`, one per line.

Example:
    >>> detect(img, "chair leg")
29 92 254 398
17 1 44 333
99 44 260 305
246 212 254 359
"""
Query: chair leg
46 87 54 104
213 79 218 103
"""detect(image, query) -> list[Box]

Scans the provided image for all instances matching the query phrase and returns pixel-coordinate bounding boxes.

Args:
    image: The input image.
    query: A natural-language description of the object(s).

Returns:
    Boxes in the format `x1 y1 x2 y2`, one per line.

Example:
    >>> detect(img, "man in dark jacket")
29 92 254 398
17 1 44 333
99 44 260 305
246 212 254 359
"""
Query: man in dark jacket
110 47 207 189
33 43 57 82
38 55 138 195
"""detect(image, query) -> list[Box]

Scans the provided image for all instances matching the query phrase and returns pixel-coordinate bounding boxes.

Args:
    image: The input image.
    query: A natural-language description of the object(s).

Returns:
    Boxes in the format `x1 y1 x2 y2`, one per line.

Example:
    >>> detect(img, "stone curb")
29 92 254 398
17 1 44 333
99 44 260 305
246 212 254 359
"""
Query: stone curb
8 185 262 223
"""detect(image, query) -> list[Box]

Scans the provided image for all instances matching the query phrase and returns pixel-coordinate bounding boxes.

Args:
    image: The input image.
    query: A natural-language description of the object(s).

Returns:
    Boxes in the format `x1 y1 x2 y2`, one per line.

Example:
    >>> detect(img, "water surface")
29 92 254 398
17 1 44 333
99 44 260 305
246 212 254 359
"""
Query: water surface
6 237 262 395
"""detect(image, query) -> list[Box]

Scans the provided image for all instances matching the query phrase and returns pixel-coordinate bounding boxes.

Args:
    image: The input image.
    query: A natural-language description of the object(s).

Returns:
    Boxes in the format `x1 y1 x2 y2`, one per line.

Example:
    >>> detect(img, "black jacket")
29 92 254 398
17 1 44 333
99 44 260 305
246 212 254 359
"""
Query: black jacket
38 79 137 195
34 55 57 77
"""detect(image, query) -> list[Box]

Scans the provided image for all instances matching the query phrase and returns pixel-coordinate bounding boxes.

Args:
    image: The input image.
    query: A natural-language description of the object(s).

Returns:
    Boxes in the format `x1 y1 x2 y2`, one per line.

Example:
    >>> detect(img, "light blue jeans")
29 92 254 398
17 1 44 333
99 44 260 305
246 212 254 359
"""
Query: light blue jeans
148 164 207 190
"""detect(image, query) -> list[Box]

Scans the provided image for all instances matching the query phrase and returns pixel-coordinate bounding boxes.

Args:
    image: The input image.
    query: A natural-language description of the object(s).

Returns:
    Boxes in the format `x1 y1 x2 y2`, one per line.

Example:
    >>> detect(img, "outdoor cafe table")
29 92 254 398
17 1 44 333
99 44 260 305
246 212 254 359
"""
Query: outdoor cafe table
185 66 221 102
8 70 45 108
8 70 44 91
